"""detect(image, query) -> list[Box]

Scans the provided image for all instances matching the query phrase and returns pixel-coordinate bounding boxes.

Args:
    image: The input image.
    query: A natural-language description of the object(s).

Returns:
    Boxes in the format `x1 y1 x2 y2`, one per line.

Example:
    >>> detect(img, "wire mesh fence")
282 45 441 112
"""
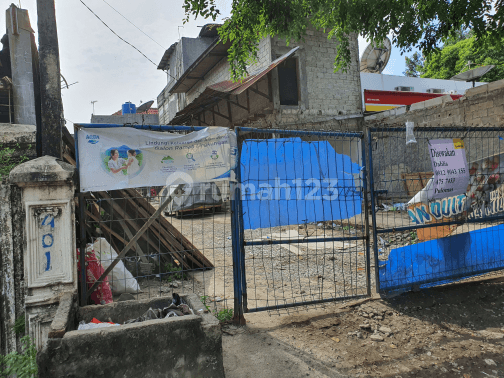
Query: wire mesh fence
79 185 235 317
369 126 504 294
235 127 370 314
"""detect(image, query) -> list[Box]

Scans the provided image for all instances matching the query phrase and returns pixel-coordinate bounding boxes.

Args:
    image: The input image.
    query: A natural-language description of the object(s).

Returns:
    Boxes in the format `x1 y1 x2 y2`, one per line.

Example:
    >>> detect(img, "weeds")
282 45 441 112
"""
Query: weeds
200 296 234 322
0 336 37 378
162 262 187 282
13 314 25 335
0 144 30 180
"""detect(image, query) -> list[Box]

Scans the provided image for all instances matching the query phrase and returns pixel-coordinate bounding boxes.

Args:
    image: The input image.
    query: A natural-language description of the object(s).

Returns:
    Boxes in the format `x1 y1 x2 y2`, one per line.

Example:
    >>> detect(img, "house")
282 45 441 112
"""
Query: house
157 25 364 131
157 24 220 125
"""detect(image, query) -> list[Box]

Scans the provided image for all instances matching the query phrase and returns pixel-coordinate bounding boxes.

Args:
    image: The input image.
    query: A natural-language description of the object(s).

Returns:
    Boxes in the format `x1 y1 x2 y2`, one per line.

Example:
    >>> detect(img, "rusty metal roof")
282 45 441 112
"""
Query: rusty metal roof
209 46 299 95
169 47 299 124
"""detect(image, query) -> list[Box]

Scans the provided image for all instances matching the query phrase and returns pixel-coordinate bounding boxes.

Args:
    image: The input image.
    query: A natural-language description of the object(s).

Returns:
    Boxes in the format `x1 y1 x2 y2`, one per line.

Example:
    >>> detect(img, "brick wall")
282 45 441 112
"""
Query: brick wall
365 79 504 200
271 30 362 124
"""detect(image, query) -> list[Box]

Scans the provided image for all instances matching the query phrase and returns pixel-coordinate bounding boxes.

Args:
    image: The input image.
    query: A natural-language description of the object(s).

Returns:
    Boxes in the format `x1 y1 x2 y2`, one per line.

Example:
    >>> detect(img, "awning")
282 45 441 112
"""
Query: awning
169 39 232 94
157 42 178 70
170 46 299 124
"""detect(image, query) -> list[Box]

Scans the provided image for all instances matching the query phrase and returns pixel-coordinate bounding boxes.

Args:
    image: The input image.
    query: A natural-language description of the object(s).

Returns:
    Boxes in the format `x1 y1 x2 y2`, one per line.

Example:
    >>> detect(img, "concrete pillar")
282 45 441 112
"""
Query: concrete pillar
6 4 37 126
9 156 77 350
37 0 63 159
0 123 36 354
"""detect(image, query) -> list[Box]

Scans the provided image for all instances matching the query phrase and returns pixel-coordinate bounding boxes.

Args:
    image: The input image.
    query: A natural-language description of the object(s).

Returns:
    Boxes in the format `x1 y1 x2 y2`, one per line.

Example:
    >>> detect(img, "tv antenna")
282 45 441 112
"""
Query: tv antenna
360 37 392 74
451 64 495 87
91 100 98 115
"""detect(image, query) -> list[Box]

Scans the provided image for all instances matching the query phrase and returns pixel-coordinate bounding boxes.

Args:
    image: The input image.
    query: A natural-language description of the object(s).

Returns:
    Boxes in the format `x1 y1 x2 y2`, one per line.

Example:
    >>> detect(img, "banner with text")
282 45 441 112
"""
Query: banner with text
77 127 237 193
429 138 469 199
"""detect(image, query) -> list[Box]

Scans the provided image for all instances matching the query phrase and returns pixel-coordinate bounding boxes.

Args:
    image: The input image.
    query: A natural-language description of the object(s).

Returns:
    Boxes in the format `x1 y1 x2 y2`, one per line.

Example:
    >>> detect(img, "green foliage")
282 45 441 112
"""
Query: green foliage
162 262 187 281
410 231 418 244
200 295 211 312
422 36 504 82
0 144 30 181
403 52 425 77
200 296 234 322
183 0 504 81
0 336 38 378
214 308 233 322
13 314 26 335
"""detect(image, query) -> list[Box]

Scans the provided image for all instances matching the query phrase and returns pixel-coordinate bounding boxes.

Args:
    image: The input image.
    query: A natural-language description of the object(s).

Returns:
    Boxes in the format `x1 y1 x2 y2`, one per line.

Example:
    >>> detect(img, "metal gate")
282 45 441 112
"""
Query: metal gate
233 127 371 316
368 126 504 295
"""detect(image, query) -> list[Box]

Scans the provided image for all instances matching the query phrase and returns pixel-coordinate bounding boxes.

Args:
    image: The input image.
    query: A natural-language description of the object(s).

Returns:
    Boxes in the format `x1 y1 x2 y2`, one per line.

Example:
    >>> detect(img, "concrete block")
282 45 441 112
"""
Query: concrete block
48 292 75 338
9 155 75 184
0 123 36 144
487 78 504 93
37 294 224 378
465 84 488 97
410 101 425 111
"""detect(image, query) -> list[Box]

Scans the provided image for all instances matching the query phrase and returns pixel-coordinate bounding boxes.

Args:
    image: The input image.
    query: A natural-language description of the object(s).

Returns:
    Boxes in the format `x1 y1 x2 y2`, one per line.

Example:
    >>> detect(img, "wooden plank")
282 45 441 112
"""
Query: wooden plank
401 173 423 197
104 190 200 269
86 184 183 298
97 192 169 261
123 188 213 268
119 220 149 263
115 190 206 269
420 172 433 186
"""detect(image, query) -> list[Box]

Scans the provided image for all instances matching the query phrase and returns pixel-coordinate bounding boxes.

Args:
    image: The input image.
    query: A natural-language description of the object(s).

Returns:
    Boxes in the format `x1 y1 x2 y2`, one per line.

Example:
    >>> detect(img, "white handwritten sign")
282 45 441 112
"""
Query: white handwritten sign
429 138 470 199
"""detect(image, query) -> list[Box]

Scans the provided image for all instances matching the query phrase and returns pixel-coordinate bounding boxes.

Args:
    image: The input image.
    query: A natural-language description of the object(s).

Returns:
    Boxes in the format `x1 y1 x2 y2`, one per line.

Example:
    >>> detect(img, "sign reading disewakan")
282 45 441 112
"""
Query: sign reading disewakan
77 126 236 193
429 138 470 199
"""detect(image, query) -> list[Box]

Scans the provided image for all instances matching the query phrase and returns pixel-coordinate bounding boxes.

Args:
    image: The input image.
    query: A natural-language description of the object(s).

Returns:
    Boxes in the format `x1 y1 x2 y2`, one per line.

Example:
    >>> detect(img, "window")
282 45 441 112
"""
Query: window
278 58 299 106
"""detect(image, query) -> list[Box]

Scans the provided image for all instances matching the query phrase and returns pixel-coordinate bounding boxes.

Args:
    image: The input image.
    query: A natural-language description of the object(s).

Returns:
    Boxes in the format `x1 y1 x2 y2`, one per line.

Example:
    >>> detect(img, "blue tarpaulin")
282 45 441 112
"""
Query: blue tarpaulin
240 137 362 230
379 224 504 291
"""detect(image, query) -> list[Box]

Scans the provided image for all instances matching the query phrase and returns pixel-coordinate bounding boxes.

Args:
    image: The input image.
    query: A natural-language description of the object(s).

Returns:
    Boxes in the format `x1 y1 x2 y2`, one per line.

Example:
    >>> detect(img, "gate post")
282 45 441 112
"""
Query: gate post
367 128 381 294
9 156 77 350
231 127 246 325
231 181 246 325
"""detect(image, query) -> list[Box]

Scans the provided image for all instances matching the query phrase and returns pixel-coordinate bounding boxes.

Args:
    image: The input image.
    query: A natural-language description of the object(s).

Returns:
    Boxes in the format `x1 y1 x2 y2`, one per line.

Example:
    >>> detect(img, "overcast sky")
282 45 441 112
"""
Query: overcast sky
2 1 407 129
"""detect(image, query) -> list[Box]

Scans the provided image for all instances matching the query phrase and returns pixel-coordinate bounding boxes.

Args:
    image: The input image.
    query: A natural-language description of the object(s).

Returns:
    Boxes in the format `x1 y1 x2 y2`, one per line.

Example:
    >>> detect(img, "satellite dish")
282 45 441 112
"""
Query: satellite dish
360 38 392 73
451 65 495 87
136 100 155 113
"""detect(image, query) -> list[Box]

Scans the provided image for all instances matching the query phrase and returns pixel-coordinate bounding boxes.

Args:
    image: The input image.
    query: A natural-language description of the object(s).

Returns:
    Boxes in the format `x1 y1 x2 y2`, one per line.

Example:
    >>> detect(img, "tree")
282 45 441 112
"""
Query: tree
422 36 504 82
183 0 504 80
403 52 425 77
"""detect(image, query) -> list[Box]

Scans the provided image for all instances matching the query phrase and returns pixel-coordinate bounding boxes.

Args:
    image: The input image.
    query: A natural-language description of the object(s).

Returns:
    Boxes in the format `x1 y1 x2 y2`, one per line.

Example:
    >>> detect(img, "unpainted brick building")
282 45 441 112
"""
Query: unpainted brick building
157 25 363 131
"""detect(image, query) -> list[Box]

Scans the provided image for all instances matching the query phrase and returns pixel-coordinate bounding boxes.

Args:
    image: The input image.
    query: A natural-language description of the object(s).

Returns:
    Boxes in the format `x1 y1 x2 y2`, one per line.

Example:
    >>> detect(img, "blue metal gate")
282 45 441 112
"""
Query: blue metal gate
232 127 371 316
368 126 504 295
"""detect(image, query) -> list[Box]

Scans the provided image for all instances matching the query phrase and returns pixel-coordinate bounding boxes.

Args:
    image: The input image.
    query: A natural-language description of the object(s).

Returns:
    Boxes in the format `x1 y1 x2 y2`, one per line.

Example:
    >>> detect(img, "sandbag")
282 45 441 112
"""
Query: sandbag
88 238 141 294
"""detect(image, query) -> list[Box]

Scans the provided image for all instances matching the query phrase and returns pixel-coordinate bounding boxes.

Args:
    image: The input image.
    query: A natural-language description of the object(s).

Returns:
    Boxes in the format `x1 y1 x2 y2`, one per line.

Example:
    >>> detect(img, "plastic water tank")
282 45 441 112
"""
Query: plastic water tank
122 102 136 115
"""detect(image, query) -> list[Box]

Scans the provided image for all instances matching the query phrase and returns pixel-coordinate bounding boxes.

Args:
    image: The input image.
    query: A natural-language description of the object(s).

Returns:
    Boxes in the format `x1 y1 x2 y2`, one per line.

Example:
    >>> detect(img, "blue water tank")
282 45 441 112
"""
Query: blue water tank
122 102 136 115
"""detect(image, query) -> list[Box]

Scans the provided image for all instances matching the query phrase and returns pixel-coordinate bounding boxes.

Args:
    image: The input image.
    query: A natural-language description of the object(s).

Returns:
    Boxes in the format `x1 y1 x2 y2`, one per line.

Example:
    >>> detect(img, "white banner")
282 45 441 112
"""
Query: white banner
429 138 470 199
77 126 237 192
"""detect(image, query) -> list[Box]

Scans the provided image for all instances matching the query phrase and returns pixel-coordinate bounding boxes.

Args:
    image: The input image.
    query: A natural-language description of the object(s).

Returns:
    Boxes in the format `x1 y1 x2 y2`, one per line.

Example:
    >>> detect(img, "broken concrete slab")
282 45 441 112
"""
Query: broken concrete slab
48 292 75 339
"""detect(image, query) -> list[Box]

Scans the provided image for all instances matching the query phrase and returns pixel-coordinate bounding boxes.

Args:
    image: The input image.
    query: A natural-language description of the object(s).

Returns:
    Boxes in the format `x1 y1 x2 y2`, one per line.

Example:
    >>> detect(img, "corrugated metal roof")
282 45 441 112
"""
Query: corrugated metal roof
210 46 299 95
157 42 178 70
169 39 232 94
169 46 299 125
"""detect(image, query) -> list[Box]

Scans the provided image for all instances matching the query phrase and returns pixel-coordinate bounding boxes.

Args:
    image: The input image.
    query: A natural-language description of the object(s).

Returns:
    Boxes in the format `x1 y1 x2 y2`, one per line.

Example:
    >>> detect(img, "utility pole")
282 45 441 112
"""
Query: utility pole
37 0 63 159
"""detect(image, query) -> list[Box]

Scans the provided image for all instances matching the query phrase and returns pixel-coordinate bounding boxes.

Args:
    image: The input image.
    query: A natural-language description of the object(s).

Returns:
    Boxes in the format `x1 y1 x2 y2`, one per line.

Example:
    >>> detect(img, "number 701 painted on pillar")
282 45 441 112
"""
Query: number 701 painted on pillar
41 214 55 272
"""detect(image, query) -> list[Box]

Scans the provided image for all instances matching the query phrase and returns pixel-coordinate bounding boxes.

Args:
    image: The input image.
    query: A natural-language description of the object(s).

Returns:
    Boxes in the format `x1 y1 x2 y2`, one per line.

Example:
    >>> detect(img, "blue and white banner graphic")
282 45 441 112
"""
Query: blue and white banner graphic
77 126 236 193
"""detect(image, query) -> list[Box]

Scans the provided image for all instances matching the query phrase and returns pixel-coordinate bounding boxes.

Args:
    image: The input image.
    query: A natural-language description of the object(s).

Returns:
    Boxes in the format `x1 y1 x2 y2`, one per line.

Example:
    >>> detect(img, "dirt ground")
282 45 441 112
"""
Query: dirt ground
222 276 504 378
125 206 504 377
